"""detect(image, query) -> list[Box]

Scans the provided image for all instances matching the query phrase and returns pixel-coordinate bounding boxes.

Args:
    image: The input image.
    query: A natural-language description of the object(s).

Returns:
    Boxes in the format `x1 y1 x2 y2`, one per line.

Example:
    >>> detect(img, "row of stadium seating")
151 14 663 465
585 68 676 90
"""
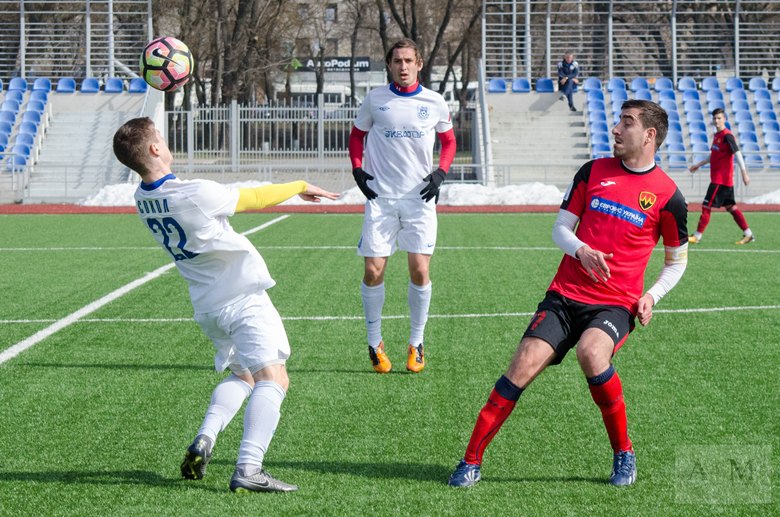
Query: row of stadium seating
585 76 780 168
0 85 54 171
0 76 148 94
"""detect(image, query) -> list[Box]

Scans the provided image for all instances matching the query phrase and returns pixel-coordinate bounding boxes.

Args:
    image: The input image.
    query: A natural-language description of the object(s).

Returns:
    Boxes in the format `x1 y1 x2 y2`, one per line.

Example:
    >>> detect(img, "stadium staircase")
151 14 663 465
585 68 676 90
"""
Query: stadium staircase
485 89 589 189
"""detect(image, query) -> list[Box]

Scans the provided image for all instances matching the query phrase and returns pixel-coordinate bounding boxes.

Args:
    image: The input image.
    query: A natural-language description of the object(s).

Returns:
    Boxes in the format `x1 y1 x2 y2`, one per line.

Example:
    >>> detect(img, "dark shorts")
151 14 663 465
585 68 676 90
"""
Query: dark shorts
522 291 634 365
703 183 736 209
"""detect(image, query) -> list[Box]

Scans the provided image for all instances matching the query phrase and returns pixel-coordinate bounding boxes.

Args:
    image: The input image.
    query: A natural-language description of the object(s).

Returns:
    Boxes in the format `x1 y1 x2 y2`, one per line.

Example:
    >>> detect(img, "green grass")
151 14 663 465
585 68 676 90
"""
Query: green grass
0 211 778 516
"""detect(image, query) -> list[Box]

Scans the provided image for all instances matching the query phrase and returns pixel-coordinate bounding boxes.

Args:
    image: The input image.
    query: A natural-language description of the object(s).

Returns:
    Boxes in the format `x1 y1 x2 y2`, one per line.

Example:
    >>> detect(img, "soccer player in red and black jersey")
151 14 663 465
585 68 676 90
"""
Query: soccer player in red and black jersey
448 100 688 488
689 108 754 245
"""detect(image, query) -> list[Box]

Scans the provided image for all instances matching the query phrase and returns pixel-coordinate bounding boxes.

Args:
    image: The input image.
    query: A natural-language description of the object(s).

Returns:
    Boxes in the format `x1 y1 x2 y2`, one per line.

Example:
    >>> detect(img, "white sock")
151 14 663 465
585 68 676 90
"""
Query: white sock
361 281 384 348
694 231 703 240
198 374 253 443
408 281 432 346
236 380 286 470
744 228 753 237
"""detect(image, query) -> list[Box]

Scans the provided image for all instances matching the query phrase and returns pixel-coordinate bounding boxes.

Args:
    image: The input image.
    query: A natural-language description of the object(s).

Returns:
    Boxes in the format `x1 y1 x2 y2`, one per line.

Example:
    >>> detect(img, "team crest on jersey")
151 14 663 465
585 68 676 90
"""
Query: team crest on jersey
417 105 429 120
638 191 657 211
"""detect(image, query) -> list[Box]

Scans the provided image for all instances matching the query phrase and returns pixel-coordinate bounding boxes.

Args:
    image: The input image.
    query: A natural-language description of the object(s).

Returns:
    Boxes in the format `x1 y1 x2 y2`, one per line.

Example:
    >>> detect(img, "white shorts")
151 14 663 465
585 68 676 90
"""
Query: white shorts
193 291 290 376
357 197 438 257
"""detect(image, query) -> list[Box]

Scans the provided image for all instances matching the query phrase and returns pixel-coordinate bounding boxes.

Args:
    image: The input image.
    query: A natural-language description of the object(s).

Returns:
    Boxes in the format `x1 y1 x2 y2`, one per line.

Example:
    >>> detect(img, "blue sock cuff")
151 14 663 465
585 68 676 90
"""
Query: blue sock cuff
587 365 615 386
495 375 524 401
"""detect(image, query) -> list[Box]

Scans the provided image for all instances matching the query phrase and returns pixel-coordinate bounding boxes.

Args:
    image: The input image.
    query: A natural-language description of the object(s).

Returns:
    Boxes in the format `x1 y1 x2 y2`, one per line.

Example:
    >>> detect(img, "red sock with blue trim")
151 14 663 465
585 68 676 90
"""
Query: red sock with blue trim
464 375 523 465
587 365 633 453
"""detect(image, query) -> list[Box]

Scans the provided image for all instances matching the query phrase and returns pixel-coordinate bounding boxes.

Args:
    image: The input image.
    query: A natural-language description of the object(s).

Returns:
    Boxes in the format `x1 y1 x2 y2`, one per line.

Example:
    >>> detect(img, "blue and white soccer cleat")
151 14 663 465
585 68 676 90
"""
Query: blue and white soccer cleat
448 459 481 487
610 450 637 486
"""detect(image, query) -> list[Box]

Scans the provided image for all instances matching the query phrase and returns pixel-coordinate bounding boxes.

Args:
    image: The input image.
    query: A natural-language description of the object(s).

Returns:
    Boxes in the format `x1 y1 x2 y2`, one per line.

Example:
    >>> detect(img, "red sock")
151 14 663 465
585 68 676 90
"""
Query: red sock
696 208 711 234
588 367 632 453
464 377 522 464
729 208 749 231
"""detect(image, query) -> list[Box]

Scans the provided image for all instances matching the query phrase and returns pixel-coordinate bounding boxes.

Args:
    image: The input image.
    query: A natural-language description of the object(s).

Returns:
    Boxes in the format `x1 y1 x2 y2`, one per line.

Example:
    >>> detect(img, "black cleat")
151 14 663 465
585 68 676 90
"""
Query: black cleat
180 434 213 480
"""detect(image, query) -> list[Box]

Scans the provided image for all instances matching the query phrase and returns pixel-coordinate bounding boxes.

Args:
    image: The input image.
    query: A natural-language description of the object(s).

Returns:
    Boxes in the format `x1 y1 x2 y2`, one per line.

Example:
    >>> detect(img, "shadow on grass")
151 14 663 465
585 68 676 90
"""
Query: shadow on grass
0 469 224 492
264 459 451 482
18 362 208 372
489 474 606 485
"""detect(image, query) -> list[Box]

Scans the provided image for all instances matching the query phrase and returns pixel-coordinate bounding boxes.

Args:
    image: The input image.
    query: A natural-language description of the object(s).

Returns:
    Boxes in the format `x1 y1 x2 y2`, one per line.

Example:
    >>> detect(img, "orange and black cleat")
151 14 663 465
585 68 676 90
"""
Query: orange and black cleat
406 344 425 373
368 342 392 373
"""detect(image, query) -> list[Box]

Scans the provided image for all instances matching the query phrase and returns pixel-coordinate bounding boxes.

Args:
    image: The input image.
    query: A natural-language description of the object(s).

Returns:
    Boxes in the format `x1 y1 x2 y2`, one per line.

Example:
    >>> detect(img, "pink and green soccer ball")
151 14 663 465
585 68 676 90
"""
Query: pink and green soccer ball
140 36 194 92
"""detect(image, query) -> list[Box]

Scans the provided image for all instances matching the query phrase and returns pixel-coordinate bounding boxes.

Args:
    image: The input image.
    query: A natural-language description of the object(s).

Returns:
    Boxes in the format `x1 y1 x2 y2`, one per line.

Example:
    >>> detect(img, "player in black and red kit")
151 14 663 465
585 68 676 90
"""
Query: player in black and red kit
689 108 754 245
448 100 688 488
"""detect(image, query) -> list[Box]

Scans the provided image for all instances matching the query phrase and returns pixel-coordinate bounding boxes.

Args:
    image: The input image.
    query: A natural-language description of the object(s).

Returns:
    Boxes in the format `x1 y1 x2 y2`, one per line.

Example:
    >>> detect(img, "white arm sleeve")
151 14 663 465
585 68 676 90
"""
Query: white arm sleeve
551 209 586 258
645 244 688 304
734 150 747 173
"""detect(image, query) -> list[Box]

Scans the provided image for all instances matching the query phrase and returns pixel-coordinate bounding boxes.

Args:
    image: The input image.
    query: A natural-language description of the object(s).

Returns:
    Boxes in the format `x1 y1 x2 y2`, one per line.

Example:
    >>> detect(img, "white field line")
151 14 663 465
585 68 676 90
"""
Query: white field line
4 304 780 326
0 215 290 366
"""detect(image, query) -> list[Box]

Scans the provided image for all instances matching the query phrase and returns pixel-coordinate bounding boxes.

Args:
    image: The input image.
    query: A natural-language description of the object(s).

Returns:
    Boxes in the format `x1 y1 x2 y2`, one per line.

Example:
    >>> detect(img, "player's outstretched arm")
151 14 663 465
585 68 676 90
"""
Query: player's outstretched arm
236 181 339 212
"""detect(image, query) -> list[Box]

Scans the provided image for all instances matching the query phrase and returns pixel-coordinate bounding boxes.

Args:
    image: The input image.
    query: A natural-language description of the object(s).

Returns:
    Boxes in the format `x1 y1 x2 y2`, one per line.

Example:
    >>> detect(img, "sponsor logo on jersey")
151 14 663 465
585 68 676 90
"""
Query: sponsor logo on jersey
600 180 616 187
379 106 390 111
384 129 426 138
417 105 429 120
638 191 657 210
589 196 646 227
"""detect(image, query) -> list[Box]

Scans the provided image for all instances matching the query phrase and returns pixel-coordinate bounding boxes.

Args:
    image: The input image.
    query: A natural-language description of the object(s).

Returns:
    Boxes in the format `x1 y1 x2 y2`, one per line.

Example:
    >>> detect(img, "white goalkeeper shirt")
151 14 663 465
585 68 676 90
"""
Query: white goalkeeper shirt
354 83 453 199
135 174 275 313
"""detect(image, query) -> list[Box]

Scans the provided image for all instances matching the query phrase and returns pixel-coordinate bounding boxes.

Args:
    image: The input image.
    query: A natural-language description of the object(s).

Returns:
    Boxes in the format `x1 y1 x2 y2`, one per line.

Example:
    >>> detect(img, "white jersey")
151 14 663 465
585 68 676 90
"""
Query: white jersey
354 83 452 199
134 175 275 313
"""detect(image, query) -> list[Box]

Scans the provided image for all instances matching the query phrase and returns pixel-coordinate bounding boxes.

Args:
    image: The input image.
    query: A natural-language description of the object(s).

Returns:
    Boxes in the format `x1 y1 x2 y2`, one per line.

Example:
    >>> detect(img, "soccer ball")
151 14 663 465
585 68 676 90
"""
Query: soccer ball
140 36 193 92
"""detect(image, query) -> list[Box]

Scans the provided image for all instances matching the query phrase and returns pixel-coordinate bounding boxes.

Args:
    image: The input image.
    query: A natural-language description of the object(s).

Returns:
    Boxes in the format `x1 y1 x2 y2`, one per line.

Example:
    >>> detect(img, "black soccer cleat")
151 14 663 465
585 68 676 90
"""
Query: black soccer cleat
180 434 213 480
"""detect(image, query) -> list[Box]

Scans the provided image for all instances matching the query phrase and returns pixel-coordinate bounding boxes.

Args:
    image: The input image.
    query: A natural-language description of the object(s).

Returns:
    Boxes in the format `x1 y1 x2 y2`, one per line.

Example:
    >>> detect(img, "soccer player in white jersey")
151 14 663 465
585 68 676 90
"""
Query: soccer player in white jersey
112 117 339 493
349 38 456 374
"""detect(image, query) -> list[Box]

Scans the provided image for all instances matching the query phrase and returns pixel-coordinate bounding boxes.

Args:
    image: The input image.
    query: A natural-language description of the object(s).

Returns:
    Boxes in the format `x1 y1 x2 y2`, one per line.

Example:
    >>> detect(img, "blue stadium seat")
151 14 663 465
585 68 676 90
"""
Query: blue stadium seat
487 78 506 93
654 77 673 91
725 77 744 91
607 77 626 92
26 100 45 113
659 100 678 113
753 89 771 102
104 77 124 93
701 77 721 92
682 90 700 102
587 99 606 113
587 89 605 102
30 90 48 104
15 132 34 147
11 143 31 158
21 110 40 126
590 120 609 133
5 90 23 103
128 77 149 94
18 121 37 136
8 77 27 92
0 132 7 150
683 100 702 114
0 121 12 136
510 77 530 93
692 143 710 165
669 120 683 134
1 100 20 114
666 130 684 146
729 89 747 102
80 78 100 93
582 77 601 92
738 120 757 134
630 77 649 91
610 89 628 103
535 78 554 92
56 77 76 93
764 131 780 145
742 142 760 152
756 100 774 113
744 153 763 167
762 120 780 133
773 77 780 92
658 89 676 102
707 100 726 113
769 153 780 168
759 111 777 123
706 89 724 102
689 132 709 145
0 110 15 125
733 110 753 123
6 154 27 172
589 110 607 124
667 154 688 168
688 120 707 134
731 100 750 112
667 110 680 122
32 78 51 92
667 142 686 152
677 76 697 91
633 88 652 100
739 131 758 145
591 142 611 159
590 131 610 145
748 77 767 91
769 142 780 152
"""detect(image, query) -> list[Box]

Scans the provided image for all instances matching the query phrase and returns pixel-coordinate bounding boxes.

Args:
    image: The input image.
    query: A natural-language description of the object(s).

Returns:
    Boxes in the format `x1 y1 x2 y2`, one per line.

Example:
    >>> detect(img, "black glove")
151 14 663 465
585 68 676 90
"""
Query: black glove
420 168 446 203
352 167 377 200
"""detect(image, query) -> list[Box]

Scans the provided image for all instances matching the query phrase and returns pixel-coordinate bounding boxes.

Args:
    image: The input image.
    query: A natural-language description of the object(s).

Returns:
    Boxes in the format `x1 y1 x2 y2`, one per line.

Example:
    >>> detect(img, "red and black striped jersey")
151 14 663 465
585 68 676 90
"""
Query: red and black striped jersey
549 158 688 314
710 128 739 187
